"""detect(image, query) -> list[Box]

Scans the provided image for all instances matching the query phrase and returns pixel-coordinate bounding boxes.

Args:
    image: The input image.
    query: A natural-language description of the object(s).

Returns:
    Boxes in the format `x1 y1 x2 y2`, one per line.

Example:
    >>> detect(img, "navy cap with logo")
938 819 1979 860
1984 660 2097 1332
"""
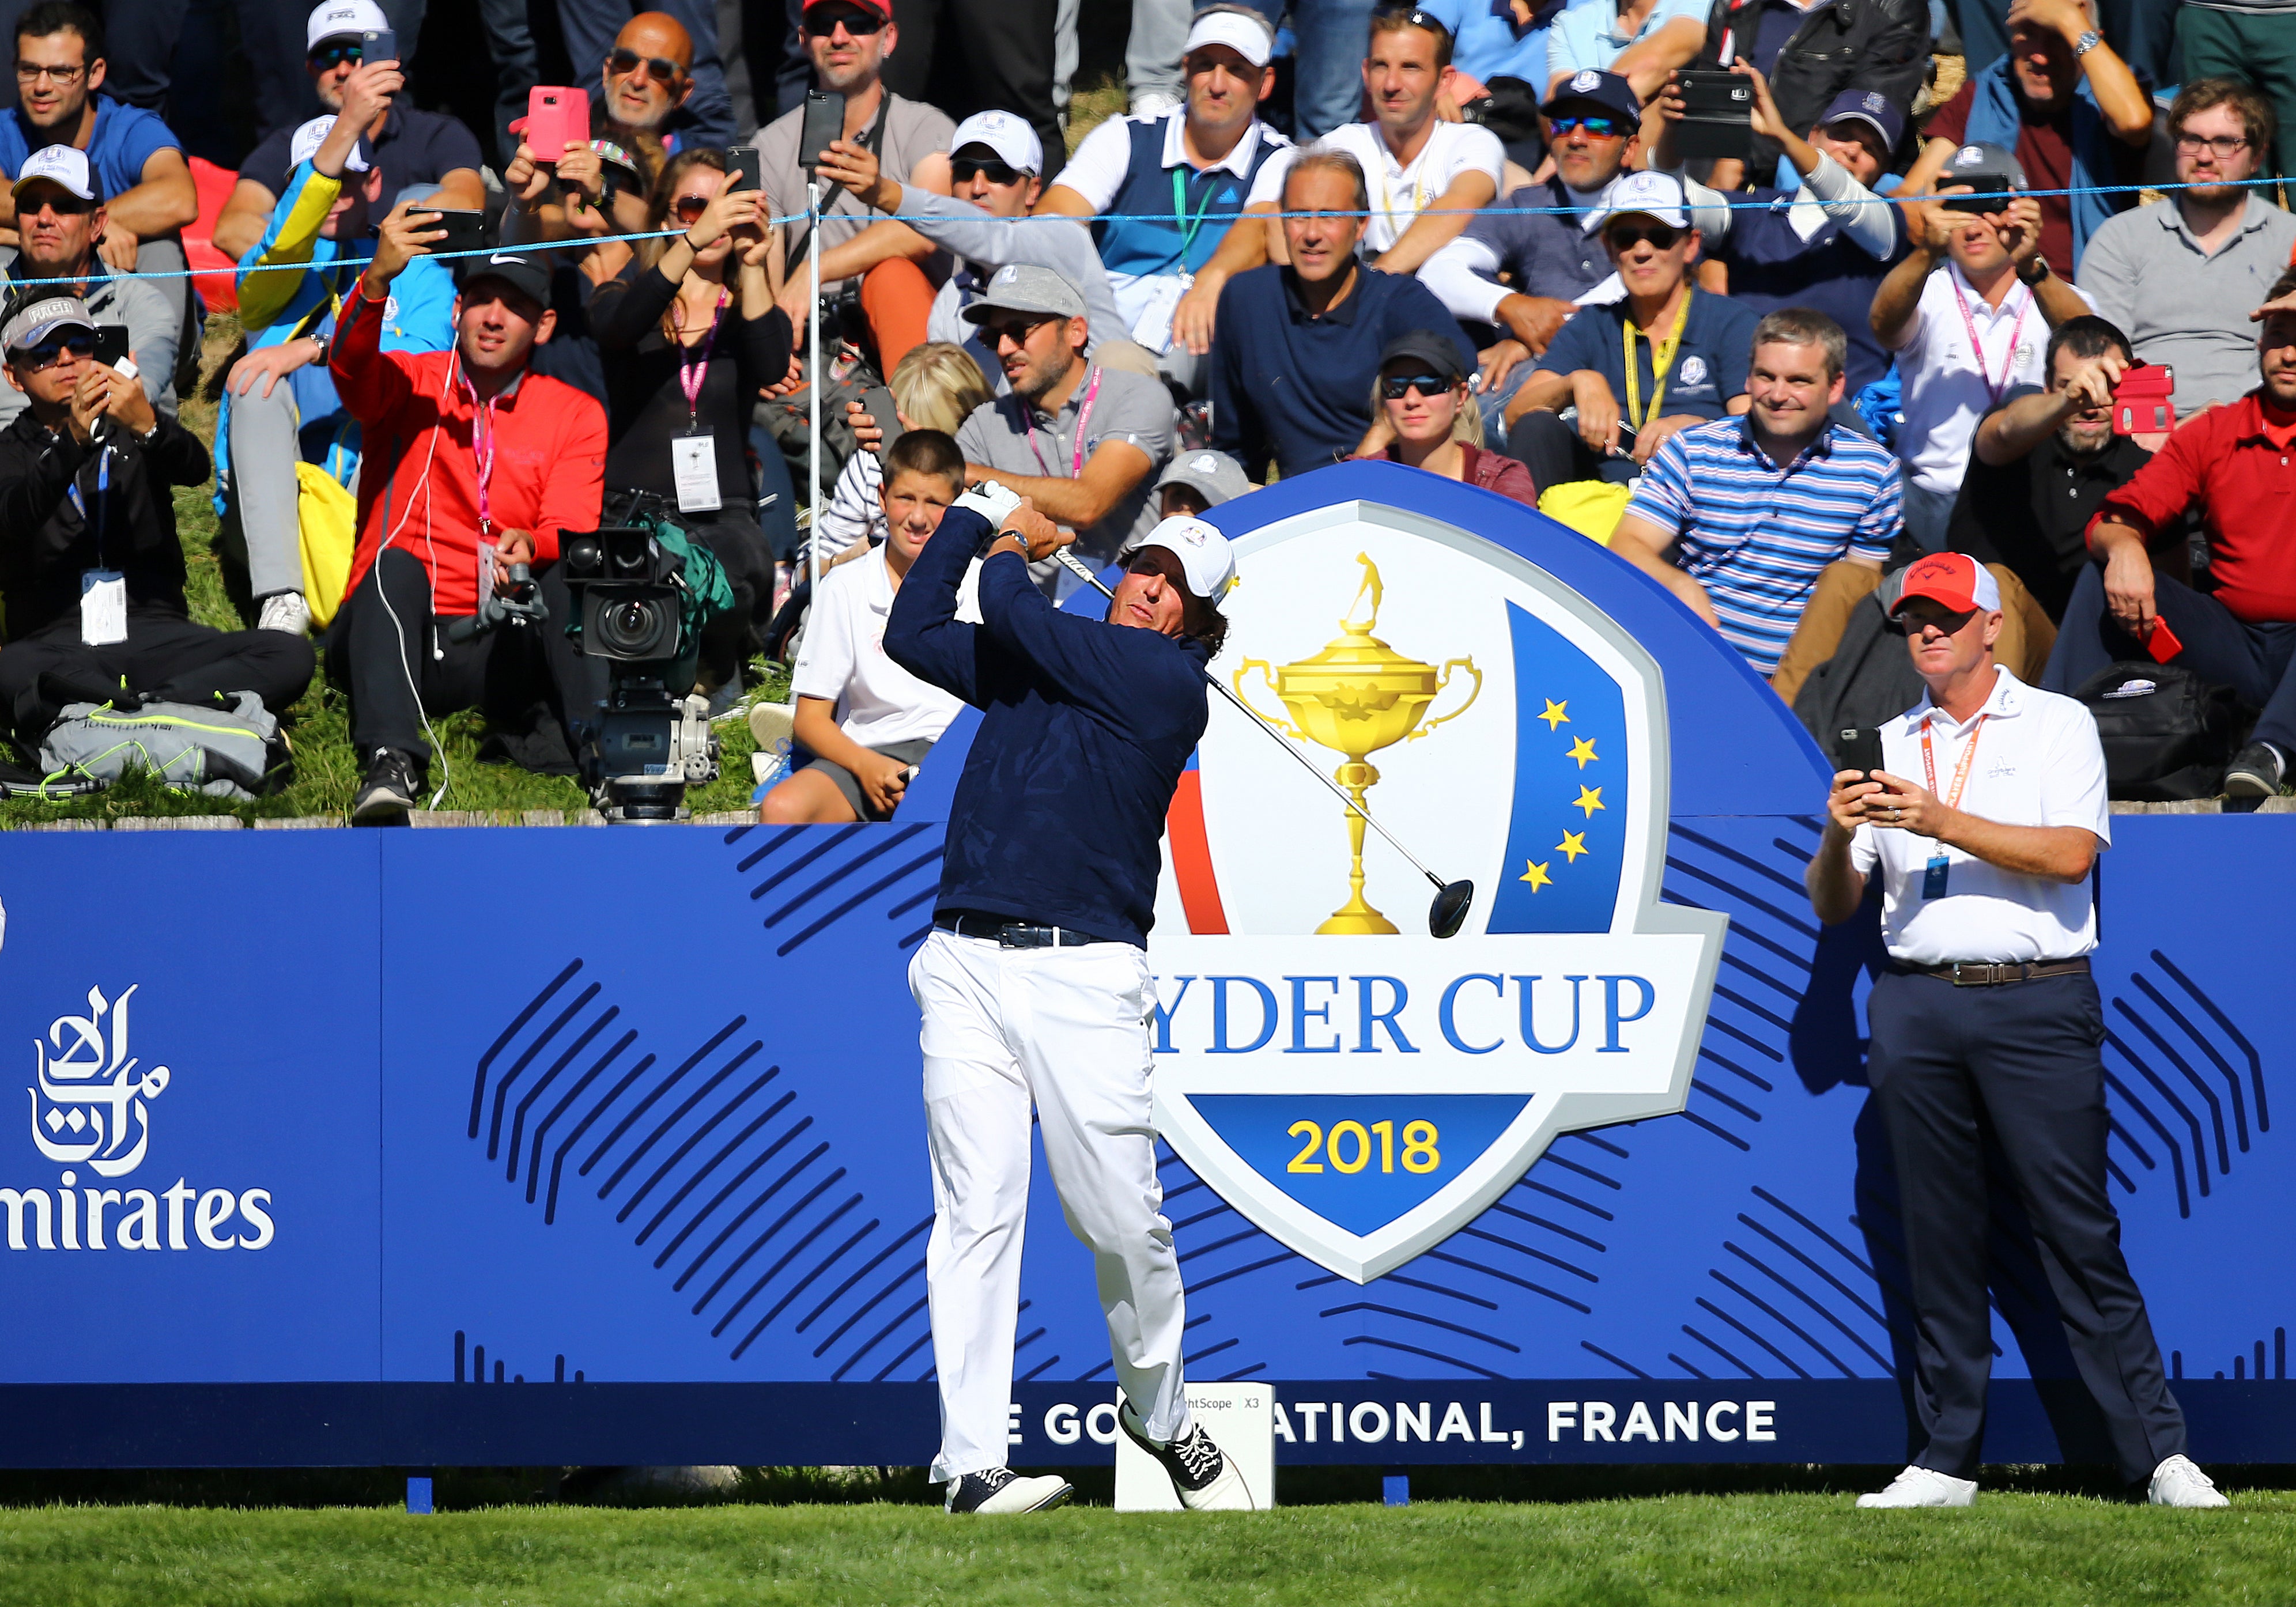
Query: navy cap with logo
1541 68 1640 128
1817 88 1906 153
1945 141 2027 191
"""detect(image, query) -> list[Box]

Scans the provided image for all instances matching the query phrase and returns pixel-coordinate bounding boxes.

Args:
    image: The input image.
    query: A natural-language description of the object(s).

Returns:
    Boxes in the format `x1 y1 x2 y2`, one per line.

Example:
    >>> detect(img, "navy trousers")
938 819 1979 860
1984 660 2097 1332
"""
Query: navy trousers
2044 562 2296 754
1864 969 2188 1483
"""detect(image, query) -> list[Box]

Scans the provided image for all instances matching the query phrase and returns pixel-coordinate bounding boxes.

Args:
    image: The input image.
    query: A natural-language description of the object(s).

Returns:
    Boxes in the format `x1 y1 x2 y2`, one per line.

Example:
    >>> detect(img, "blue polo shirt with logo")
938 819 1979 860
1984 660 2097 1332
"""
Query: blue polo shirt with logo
1533 287 1759 421
0 94 178 195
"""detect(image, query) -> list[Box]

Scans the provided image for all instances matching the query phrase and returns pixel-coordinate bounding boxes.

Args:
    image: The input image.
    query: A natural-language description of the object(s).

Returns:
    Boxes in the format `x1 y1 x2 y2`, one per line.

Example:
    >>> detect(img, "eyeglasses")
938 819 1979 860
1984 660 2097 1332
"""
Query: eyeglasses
672 193 712 222
2174 133 2252 159
951 156 1024 186
1380 372 1452 399
802 6 886 36
14 59 86 83
1548 114 1627 138
12 330 93 370
606 46 683 83
1372 6 1449 36
1606 221 1683 250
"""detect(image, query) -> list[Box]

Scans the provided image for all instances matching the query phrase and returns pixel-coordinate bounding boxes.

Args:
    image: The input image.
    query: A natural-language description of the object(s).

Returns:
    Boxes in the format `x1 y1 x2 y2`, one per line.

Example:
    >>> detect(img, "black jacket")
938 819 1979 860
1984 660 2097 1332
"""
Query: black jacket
1696 0 1929 177
0 408 211 642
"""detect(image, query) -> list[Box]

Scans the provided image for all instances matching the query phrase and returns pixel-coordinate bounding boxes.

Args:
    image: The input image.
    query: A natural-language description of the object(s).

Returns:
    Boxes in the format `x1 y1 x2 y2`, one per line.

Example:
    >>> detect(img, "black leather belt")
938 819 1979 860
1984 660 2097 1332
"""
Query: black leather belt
935 911 1095 948
1896 957 2091 986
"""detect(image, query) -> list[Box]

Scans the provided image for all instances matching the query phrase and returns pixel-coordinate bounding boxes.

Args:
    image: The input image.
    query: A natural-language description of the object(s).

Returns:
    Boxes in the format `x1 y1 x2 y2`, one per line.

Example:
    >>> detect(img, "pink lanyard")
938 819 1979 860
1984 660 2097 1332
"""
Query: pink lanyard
465 381 501 536
674 290 728 426
1950 275 2031 409
1027 365 1102 478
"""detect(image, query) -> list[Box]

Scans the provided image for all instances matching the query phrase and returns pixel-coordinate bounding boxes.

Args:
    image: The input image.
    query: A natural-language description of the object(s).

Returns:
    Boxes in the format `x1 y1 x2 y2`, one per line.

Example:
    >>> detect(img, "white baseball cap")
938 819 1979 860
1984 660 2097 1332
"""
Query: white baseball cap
1584 168 1691 234
1184 7 1275 68
306 0 389 54
289 114 372 172
12 143 96 202
1122 515 1237 604
950 110 1043 177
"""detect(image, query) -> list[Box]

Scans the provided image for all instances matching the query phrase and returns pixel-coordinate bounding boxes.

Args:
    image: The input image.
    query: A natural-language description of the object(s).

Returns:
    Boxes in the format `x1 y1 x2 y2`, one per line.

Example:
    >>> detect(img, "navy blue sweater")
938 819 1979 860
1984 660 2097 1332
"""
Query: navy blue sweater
885 508 1211 948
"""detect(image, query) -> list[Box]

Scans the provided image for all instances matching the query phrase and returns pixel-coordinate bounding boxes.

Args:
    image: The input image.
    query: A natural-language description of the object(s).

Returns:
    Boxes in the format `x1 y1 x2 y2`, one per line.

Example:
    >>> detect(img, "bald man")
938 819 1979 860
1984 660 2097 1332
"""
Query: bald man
598 12 700 173
558 0 734 149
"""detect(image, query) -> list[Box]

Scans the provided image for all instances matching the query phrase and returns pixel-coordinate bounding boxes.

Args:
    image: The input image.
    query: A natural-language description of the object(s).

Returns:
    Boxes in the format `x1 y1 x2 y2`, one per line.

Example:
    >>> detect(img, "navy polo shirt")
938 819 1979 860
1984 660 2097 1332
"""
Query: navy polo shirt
242 104 483 202
1534 288 1759 422
1717 188 1908 396
1210 261 1477 481
1462 177 1613 302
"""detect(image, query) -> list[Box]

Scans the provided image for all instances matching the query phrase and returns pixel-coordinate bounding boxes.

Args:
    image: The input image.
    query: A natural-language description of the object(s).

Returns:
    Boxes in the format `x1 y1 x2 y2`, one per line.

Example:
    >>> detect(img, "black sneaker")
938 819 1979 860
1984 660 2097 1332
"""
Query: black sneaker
351 746 421 822
1118 1400 1254 1510
942 1466 1072 1514
2225 741 2288 800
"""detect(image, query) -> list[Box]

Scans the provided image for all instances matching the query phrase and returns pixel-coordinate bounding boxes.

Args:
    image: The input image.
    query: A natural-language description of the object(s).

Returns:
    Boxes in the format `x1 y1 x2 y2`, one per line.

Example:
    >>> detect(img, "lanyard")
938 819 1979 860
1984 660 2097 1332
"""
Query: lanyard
673 289 728 426
66 441 111 564
1026 365 1103 479
1621 289 1692 429
1950 275 2031 409
1169 164 1224 256
1920 712 1988 812
1372 150 1431 245
465 380 501 536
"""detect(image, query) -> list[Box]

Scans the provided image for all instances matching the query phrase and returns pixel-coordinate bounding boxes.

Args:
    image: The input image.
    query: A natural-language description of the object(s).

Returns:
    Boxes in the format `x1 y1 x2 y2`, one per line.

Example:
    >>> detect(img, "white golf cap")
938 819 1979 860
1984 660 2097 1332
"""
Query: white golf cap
289 114 372 172
950 110 1043 177
12 143 96 202
1184 7 1275 68
306 0 388 52
1584 168 1691 234
1123 515 1238 604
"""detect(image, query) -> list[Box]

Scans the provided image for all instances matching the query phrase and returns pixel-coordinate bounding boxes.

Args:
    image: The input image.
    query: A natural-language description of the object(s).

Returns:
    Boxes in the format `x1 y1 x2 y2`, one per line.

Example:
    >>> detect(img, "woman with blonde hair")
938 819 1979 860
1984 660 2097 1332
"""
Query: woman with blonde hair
814 342 997 559
1354 332 1538 506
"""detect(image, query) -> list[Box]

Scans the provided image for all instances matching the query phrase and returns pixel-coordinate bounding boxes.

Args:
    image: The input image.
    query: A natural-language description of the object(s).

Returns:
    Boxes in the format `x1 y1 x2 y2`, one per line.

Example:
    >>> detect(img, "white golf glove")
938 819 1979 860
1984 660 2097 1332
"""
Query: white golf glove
955 479 1024 531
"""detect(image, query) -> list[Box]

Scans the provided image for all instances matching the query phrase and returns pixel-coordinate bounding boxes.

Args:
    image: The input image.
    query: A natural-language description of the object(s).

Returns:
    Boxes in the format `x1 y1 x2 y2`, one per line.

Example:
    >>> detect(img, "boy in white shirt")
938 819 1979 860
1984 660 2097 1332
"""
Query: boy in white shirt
762 430 977 823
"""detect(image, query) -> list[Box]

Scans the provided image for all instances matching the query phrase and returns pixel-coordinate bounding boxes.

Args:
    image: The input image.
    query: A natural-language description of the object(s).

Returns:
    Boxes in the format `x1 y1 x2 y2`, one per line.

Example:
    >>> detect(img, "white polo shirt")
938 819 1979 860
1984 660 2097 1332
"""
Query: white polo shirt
1278 118 1505 256
791 545 979 748
1849 667 2112 964
1891 261 2095 497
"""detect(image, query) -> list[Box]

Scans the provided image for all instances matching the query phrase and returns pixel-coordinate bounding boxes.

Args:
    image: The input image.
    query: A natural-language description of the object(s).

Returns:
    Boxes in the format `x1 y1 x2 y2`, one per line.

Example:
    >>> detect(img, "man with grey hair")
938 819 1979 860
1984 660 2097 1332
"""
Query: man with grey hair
1208 147 1475 481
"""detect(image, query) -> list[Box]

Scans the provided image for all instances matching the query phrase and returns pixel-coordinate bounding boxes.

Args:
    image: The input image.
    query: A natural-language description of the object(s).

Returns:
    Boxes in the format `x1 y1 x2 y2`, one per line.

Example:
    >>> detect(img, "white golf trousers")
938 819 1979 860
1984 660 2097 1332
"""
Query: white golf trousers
910 928 1193 1481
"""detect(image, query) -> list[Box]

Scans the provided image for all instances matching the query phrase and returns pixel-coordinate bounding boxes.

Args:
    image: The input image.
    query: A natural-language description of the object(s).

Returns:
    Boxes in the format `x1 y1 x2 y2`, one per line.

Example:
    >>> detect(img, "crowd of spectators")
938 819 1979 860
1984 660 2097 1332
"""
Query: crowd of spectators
0 0 2294 817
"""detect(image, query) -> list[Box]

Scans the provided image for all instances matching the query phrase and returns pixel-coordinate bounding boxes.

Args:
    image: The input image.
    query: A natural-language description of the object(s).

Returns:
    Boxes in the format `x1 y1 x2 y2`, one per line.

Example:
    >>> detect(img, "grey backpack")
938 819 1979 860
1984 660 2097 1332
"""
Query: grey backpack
38 693 280 799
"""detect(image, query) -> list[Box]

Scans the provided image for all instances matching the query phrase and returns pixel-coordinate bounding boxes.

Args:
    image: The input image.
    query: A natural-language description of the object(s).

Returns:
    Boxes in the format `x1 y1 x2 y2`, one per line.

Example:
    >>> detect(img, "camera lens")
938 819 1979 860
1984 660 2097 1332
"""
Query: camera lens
597 595 669 656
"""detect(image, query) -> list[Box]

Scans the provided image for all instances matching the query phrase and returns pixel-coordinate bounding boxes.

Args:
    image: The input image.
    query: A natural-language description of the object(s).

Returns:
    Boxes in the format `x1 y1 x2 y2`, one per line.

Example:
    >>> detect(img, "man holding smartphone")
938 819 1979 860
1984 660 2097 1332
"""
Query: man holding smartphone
1803 549 2223 1512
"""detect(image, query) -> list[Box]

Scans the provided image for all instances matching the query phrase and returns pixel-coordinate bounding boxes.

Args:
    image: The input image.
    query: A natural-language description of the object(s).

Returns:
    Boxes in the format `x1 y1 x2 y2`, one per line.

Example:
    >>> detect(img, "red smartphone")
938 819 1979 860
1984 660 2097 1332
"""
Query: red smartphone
524 86 590 161
2112 362 2176 435
2145 617 2184 663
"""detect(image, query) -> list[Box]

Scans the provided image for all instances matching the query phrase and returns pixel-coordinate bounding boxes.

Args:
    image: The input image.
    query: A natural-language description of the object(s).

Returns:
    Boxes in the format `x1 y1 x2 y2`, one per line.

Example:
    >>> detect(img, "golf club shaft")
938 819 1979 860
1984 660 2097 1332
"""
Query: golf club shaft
1052 546 1447 890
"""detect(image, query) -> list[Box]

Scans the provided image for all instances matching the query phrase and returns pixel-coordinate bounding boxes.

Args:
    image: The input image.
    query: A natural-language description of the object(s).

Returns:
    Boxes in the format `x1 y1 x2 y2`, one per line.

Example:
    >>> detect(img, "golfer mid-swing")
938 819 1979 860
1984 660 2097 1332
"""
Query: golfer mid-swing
885 482 1248 1515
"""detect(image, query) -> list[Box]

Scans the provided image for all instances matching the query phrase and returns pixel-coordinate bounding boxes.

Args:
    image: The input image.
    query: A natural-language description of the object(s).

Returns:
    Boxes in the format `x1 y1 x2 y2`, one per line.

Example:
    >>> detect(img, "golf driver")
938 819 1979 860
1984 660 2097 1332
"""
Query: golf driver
1054 547 1475 939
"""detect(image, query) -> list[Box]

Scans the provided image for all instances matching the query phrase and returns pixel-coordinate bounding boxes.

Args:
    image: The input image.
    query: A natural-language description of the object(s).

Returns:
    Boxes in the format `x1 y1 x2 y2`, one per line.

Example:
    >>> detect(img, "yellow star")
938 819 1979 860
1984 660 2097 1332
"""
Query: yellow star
1574 786 1604 818
1538 698 1569 729
1567 736 1599 769
1556 830 1589 863
1519 860 1553 891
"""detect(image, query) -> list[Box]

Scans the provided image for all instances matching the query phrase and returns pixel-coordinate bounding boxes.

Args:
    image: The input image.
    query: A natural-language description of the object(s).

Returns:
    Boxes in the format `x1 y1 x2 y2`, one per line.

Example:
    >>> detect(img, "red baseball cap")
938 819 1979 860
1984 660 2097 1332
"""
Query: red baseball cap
804 0 893 20
1891 551 2002 617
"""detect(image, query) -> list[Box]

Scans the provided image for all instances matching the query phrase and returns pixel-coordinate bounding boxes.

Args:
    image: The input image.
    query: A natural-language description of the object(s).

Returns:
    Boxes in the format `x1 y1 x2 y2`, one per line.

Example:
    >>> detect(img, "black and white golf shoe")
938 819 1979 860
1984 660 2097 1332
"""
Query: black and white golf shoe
943 1466 1073 1514
1119 1400 1254 1510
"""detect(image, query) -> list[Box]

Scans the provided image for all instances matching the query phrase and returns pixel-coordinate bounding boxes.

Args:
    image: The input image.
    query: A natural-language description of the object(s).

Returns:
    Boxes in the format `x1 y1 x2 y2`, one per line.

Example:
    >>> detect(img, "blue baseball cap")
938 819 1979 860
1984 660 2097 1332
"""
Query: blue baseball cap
1542 68 1640 128
1818 88 1906 151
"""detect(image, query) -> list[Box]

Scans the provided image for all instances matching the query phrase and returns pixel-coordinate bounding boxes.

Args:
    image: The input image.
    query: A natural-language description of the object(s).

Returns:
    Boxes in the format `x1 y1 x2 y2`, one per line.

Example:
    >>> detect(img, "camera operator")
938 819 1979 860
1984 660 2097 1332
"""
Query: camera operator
327 209 607 822
1803 549 2222 1512
590 148 792 693
0 297 312 749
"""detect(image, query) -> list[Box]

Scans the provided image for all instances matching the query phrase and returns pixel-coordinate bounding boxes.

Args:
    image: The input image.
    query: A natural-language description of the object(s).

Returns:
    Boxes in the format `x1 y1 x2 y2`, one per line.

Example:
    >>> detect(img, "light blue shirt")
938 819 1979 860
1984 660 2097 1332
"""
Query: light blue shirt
1418 0 1594 86
1547 0 1709 82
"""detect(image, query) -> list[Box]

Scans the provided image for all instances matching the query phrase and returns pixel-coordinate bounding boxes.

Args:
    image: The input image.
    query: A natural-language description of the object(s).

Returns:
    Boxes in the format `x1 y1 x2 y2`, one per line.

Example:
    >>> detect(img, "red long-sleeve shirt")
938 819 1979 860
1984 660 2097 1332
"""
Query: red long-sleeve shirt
331 286 606 617
2089 394 2296 625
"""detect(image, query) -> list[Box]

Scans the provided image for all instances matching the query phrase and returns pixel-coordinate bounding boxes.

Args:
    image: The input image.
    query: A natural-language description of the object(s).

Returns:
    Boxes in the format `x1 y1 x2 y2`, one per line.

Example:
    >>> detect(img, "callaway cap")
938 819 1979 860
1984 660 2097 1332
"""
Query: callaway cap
961 262 1086 324
288 114 372 173
1154 449 1252 508
1376 329 1470 385
1121 515 1238 604
1891 551 2003 617
1587 168 1691 233
455 248 553 307
1818 87 1906 152
1 294 94 353
12 143 99 203
306 0 388 53
1943 141 2027 191
1185 6 1275 67
1541 67 1640 127
949 109 1043 177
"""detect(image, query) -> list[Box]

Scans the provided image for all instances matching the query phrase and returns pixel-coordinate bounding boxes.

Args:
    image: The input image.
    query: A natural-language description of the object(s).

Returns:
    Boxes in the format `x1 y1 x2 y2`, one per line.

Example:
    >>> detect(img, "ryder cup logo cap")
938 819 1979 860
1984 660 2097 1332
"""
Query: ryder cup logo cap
1185 7 1275 68
12 143 97 202
1589 168 1690 233
961 262 1086 324
288 115 372 172
306 0 388 52
1 294 93 353
1947 141 2026 188
950 111 1044 178
1124 515 1238 604
1153 449 1252 507
1818 86 1905 151
1541 67 1638 126
1891 551 2002 617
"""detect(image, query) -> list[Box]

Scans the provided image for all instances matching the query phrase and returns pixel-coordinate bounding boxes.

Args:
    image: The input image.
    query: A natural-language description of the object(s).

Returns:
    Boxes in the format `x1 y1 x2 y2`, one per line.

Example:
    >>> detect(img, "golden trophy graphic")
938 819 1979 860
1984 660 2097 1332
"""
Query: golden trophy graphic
1236 554 1481 933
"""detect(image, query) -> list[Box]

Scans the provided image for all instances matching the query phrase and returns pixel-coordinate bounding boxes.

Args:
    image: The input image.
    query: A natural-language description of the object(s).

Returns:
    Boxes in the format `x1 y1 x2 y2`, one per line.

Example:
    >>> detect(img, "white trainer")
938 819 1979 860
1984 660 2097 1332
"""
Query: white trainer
2149 1454 2229 1508
257 591 310 636
1855 1465 1978 1508
943 1466 1073 1514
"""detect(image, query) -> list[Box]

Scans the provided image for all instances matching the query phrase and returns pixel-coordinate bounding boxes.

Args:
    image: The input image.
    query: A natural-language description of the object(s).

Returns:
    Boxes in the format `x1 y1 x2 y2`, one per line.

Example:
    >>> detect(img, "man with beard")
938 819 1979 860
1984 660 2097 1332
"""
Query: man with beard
949 265 1173 593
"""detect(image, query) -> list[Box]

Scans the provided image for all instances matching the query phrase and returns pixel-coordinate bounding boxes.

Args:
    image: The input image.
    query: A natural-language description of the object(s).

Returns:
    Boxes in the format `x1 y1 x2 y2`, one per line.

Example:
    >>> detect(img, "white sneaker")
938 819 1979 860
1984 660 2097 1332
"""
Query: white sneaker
943 1466 1073 1514
2149 1454 2229 1508
257 591 310 636
1855 1465 1978 1508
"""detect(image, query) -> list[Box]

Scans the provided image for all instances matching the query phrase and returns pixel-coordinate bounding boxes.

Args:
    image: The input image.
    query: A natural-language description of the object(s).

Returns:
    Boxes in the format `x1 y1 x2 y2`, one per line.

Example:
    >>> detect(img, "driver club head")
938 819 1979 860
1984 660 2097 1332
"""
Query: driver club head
1429 880 1474 940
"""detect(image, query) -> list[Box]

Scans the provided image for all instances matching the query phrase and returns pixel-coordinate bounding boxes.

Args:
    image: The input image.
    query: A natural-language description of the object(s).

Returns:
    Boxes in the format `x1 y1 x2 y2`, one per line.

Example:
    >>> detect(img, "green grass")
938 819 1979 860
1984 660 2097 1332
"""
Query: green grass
1 1490 2292 1605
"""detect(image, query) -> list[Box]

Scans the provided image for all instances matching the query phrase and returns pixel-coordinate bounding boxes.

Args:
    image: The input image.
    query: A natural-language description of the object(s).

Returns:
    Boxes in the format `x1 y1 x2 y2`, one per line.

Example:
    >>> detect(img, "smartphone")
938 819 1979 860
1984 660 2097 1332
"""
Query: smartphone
90 324 129 366
858 384 899 450
425 208 488 256
361 27 397 64
798 90 845 176
2144 617 2185 663
1940 173 2011 213
2113 362 2176 435
1836 726 1885 781
727 143 764 194
524 85 590 160
1674 69 1753 161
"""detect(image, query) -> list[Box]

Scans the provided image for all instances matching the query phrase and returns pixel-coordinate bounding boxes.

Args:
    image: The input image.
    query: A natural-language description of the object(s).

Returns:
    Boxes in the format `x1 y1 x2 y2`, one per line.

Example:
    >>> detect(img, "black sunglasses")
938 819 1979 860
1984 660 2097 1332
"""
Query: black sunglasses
802 6 886 36
308 41 362 69
1606 221 1683 250
1549 114 1627 138
13 330 93 370
17 187 96 215
981 312 1059 345
951 156 1024 186
606 47 683 82
1380 372 1453 399
1889 607 1978 637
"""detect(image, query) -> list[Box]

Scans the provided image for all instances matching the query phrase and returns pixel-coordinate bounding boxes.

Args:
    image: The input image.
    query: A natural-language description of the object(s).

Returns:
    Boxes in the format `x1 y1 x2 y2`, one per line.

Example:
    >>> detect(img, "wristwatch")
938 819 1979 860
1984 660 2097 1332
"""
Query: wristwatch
2018 254 2053 286
2073 27 2101 54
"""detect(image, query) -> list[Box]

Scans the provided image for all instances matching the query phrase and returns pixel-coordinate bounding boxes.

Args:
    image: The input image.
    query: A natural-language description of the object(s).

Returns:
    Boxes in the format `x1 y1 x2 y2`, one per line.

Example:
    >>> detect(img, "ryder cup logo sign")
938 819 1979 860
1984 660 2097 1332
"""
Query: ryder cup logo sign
1147 500 1726 1281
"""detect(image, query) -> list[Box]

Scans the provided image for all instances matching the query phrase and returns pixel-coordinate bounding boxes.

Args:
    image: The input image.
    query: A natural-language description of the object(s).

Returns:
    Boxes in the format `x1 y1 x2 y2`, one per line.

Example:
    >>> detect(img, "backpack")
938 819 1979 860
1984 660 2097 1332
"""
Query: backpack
36 693 283 800
2072 662 2242 801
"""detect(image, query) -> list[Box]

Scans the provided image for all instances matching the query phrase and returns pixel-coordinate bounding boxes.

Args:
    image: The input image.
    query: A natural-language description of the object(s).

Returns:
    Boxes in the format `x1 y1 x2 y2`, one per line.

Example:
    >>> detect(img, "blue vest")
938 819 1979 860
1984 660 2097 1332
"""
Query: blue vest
1094 114 1286 281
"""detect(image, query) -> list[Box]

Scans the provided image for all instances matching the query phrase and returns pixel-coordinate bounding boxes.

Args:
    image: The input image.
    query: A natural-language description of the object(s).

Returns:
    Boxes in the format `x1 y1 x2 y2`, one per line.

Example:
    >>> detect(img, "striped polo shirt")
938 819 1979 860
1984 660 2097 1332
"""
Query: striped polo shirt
1625 417 1902 674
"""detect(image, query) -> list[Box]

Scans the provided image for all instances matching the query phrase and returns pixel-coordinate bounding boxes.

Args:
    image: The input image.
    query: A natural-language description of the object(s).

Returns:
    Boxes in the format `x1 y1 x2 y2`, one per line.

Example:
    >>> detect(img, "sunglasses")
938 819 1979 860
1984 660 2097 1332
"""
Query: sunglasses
672 193 713 222
802 7 886 36
307 41 362 69
951 156 1024 186
1606 221 1683 250
1890 607 1978 637
13 330 93 370
1549 113 1627 138
1380 372 1453 399
981 313 1058 346
17 188 96 215
606 46 682 83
